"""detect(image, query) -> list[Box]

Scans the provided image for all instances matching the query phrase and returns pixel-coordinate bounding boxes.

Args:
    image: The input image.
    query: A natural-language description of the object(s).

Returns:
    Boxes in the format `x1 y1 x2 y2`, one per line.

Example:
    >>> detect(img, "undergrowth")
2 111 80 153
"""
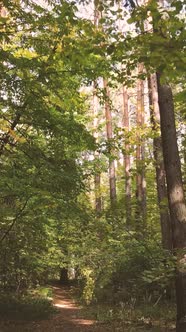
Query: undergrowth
0 290 56 320
82 300 176 330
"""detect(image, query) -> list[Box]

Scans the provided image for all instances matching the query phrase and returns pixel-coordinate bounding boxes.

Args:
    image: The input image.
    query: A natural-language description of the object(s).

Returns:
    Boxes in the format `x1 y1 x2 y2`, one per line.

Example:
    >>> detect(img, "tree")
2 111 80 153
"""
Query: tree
0 0 95 289
112 1 186 327
122 86 131 225
104 79 117 203
135 63 146 225
93 2 102 213
93 82 102 213
148 74 172 250
157 78 186 331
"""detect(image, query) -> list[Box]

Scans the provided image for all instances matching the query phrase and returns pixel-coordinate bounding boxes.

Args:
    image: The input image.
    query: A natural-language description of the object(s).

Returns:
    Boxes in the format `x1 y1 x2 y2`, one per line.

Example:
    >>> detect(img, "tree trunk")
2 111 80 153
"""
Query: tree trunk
93 82 102 213
157 76 186 331
94 1 116 204
60 268 69 285
122 86 131 225
136 64 146 224
104 79 117 203
93 3 102 213
148 74 172 250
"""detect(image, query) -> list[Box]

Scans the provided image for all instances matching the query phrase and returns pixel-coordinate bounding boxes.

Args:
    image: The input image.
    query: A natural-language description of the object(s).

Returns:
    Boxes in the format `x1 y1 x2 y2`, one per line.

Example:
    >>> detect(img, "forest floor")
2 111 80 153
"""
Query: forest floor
0 283 176 332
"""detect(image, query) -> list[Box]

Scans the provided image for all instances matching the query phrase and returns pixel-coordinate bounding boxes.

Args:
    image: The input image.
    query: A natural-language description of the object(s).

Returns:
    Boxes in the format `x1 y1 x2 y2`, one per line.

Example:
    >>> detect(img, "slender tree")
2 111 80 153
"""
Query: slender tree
94 0 116 204
148 74 172 250
122 86 131 225
104 79 117 203
147 0 186 328
93 81 102 213
136 63 146 224
157 76 186 332
93 1 102 213
143 1 186 324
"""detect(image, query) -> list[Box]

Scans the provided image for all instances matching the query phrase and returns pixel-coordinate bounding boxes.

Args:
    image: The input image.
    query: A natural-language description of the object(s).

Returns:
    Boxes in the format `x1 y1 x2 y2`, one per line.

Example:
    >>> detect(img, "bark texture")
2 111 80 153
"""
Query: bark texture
93 82 102 213
157 78 186 331
149 74 172 250
122 86 131 225
136 64 146 224
93 2 102 213
104 79 116 203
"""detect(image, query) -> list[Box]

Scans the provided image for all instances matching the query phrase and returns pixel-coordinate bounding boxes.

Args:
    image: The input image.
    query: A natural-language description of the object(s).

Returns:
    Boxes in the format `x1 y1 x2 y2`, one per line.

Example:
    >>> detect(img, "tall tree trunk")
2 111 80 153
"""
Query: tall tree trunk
122 86 131 225
148 74 172 250
94 0 116 204
93 82 102 213
104 79 117 203
136 63 146 224
157 76 186 332
94 0 100 26
93 1 102 213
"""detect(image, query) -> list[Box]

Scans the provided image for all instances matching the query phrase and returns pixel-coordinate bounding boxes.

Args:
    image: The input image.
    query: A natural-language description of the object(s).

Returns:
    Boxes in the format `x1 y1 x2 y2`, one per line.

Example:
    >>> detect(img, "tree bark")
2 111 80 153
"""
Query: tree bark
157 76 186 331
93 82 102 213
93 2 102 213
104 79 117 203
122 86 131 225
136 63 146 224
148 74 172 250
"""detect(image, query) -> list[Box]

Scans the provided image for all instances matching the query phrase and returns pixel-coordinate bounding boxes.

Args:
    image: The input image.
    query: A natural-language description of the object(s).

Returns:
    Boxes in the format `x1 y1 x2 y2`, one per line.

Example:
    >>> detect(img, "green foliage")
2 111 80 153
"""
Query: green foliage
0 1 185 329
75 217 175 305
0 0 97 291
82 300 176 330
32 286 53 299
0 293 55 320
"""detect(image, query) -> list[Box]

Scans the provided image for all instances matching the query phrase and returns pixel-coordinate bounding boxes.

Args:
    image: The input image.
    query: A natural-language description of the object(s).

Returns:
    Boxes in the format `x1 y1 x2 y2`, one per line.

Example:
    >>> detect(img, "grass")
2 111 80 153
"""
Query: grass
80 300 176 330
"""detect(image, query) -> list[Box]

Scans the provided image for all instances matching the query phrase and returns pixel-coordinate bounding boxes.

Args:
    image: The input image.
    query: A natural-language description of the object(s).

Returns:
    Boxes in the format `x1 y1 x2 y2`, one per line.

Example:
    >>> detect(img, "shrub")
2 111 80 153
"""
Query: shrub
0 293 56 320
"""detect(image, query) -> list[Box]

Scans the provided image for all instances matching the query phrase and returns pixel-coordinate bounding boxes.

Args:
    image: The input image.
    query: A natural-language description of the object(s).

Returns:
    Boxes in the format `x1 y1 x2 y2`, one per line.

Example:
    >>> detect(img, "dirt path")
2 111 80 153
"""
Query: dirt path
51 285 114 332
0 285 175 332
0 285 112 332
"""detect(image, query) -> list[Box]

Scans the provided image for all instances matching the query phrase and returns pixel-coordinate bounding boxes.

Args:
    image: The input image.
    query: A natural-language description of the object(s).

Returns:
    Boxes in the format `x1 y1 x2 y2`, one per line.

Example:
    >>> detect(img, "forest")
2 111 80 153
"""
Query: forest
0 0 185 331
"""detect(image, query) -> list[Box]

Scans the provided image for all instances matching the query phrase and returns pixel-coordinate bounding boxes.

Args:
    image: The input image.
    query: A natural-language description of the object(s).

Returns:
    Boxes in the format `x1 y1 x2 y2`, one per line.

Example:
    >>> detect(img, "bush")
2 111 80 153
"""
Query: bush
89 235 175 305
0 293 56 320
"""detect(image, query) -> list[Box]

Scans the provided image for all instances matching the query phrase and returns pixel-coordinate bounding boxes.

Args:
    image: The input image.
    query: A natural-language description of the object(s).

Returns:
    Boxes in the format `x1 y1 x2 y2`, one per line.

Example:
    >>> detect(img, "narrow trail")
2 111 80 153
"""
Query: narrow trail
48 285 112 332
0 284 175 331
0 285 112 332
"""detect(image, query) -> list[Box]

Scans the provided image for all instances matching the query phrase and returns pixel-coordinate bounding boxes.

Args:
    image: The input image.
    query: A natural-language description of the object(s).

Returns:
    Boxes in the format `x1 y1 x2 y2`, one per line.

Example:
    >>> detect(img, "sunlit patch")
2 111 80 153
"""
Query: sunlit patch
54 301 79 310
54 303 78 309
72 318 95 326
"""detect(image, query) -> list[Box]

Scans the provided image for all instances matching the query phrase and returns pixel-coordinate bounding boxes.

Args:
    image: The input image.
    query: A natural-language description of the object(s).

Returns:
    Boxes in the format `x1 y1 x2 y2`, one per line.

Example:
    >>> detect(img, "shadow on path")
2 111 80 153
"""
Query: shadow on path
51 284 98 331
0 283 112 332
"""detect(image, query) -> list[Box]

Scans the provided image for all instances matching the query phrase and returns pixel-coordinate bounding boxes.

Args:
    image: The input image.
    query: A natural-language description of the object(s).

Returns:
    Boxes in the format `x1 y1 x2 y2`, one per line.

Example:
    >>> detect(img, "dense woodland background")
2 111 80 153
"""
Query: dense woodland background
0 0 186 331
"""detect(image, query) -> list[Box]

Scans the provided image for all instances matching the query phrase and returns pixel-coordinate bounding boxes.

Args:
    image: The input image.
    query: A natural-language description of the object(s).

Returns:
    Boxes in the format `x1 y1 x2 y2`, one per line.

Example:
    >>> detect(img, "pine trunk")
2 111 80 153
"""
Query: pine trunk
157 77 186 331
93 2 102 213
93 82 102 213
148 74 172 250
136 64 146 224
122 86 131 225
104 79 116 203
